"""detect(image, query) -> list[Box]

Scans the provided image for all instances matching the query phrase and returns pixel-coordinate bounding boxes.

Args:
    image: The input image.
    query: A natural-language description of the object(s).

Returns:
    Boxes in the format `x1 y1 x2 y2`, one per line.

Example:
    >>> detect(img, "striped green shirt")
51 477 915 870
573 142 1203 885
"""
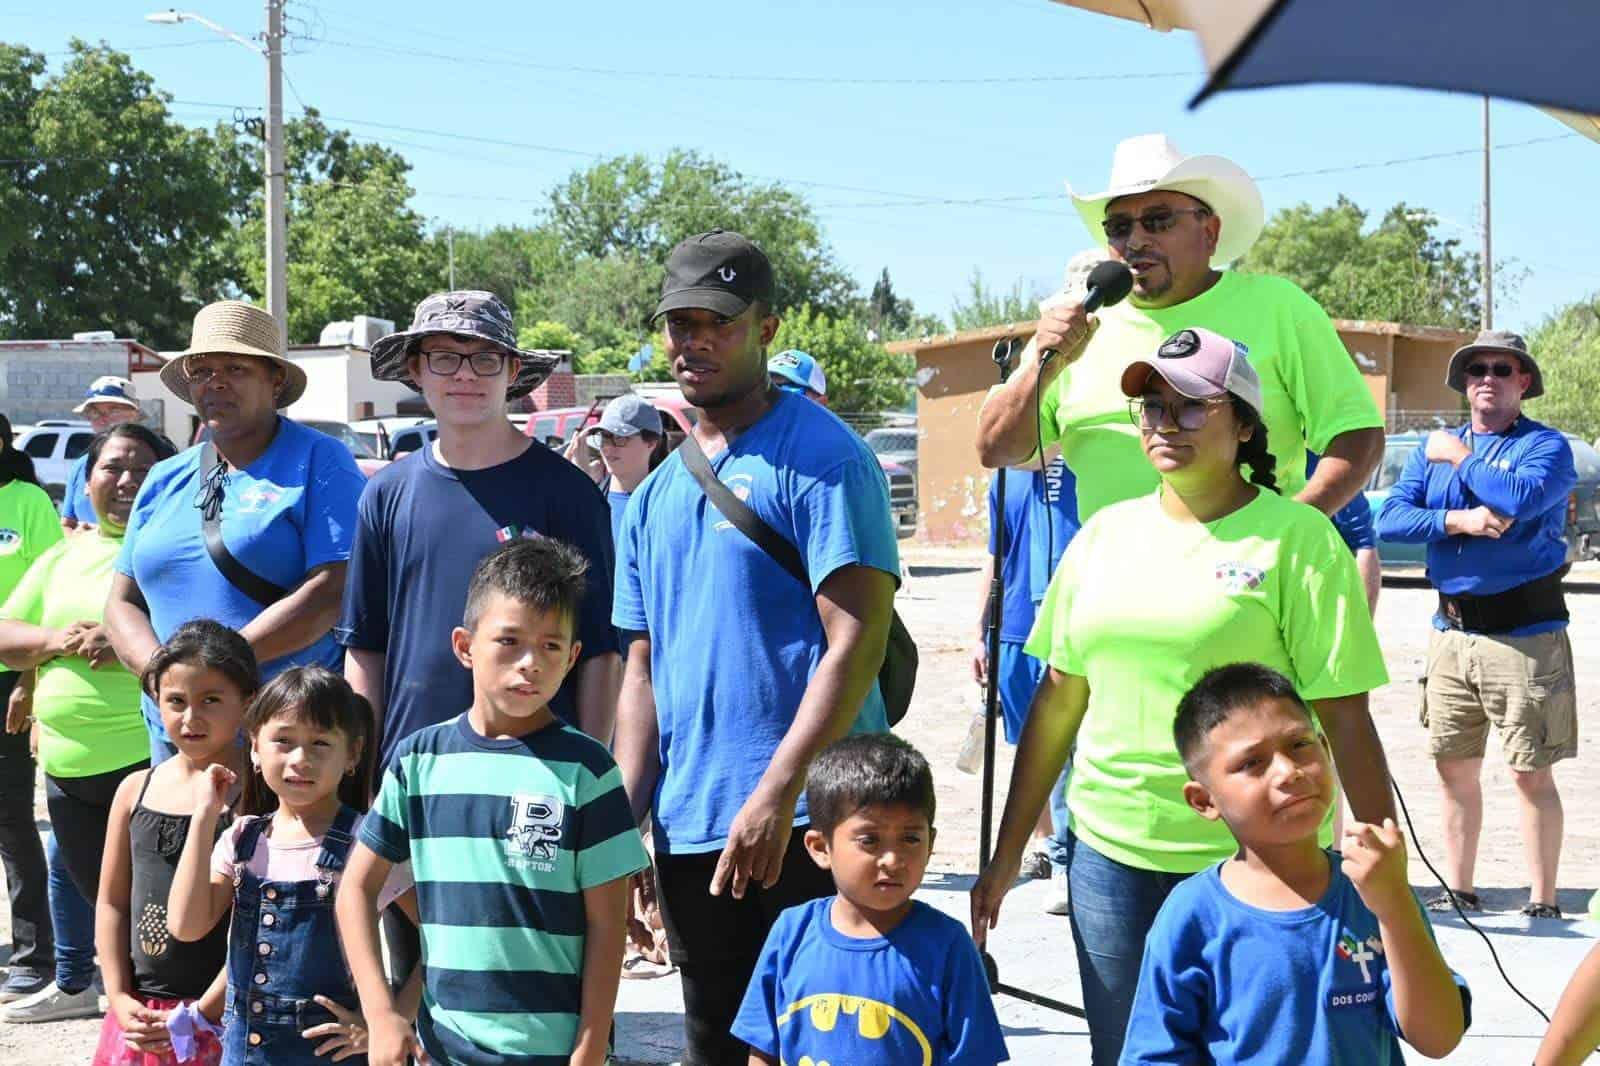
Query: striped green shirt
361 713 648 1065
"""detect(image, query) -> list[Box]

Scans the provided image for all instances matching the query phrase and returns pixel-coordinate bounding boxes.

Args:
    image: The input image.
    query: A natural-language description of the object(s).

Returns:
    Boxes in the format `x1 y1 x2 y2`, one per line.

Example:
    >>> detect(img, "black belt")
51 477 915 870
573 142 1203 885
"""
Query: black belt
1438 565 1569 634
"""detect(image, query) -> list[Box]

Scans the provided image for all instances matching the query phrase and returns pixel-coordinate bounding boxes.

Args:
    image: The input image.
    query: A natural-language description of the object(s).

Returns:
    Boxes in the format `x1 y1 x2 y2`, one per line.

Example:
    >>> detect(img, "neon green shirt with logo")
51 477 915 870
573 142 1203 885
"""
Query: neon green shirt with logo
1039 271 1383 521
1025 488 1389 873
0 479 64 676
0 532 147 777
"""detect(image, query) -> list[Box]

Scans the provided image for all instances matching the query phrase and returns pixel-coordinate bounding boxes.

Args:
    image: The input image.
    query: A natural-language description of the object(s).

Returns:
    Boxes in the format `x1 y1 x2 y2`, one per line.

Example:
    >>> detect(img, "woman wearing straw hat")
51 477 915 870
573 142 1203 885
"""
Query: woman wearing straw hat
971 328 1393 1064
104 301 365 764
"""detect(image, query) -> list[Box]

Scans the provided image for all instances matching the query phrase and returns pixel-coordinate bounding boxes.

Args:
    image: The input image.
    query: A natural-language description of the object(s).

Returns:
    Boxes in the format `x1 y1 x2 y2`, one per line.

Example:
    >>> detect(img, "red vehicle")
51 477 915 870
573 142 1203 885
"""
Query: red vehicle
524 394 916 538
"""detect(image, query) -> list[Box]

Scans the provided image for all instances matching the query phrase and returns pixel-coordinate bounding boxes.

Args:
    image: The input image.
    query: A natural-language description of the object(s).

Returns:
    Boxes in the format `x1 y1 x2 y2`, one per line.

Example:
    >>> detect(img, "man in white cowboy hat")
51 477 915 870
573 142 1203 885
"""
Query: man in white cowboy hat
1376 330 1577 920
335 291 620 982
977 133 1384 523
59 376 144 529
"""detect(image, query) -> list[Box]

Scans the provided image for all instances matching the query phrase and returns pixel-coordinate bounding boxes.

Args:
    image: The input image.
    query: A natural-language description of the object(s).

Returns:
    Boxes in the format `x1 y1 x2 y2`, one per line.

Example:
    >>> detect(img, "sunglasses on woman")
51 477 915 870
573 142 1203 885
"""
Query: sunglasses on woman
1128 396 1230 431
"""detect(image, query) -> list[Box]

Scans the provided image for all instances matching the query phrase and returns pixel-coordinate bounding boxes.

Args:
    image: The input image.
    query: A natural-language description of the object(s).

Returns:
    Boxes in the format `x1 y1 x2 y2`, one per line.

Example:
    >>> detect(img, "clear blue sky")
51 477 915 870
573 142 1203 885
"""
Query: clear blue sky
16 0 1599 332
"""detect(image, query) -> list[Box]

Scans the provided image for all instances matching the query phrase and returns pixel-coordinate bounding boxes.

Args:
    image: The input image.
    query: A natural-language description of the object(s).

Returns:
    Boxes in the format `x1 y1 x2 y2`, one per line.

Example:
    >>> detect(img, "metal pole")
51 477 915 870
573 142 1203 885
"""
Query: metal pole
265 0 288 348
447 226 456 290
1481 96 1493 331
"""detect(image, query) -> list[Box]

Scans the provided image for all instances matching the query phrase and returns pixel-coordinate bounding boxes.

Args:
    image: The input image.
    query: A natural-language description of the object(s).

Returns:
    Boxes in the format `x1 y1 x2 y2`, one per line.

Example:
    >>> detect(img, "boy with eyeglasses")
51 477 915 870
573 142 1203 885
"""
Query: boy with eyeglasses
1376 329 1577 921
336 291 623 981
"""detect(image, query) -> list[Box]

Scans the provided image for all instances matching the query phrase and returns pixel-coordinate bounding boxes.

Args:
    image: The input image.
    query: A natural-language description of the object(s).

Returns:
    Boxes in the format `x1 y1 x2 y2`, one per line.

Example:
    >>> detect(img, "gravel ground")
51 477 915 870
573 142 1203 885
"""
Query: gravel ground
3 547 1596 1063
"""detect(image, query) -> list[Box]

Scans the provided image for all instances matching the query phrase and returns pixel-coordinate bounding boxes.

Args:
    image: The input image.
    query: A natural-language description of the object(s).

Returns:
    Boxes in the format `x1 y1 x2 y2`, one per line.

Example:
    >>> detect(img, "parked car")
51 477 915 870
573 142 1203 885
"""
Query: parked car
1365 431 1600 567
15 421 95 503
301 420 391 478
864 426 918 476
864 426 919 538
522 397 701 451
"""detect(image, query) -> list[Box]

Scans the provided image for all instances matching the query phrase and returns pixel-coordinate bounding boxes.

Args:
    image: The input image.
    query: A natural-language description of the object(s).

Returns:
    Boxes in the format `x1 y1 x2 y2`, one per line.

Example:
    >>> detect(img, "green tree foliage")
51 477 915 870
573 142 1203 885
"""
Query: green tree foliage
445 225 562 322
1238 196 1484 329
948 270 1044 331
771 305 911 415
0 41 236 346
1525 295 1600 440
212 109 442 343
865 267 943 341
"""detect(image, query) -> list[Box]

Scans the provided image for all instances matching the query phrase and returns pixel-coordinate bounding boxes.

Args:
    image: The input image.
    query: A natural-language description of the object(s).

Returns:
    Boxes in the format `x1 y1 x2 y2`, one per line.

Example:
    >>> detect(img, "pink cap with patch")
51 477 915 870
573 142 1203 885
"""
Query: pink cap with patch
1119 327 1263 416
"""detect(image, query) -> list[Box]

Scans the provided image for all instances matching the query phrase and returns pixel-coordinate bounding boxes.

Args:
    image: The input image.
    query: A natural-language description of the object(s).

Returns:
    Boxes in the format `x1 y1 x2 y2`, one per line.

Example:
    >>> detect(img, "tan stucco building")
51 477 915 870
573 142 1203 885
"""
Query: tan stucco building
887 318 1473 544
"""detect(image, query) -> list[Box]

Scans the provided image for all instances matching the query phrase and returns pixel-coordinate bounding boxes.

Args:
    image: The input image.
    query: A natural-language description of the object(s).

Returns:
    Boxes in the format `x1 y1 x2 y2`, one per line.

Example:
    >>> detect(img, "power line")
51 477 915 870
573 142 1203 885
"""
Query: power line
308 36 1195 87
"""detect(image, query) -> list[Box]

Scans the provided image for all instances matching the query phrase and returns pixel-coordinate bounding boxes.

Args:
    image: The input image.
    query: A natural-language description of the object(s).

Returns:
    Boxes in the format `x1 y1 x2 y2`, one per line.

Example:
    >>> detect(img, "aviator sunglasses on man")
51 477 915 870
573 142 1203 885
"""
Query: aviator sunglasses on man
1101 206 1212 241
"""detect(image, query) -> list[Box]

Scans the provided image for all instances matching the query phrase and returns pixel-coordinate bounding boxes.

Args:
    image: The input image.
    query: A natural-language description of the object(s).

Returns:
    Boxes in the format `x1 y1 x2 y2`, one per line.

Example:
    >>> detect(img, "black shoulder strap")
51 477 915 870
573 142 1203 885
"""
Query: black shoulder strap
197 441 290 608
678 432 809 587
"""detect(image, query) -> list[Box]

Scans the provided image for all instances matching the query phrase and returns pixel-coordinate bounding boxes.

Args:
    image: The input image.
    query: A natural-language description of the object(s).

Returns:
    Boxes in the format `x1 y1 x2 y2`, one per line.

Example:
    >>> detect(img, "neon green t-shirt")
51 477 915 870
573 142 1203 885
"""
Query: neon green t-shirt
0 479 64 677
1024 488 1389 873
1039 271 1383 522
0 532 147 777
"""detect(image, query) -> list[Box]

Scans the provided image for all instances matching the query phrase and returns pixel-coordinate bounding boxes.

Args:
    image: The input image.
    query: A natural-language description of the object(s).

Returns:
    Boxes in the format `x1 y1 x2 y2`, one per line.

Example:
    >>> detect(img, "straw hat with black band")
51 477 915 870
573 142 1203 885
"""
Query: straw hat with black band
160 300 307 408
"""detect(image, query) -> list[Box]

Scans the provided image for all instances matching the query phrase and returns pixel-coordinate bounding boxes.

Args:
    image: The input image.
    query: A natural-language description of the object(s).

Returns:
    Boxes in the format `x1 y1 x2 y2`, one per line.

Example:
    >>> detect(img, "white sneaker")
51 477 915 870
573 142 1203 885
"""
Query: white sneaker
0 981 101 1023
1044 867 1071 916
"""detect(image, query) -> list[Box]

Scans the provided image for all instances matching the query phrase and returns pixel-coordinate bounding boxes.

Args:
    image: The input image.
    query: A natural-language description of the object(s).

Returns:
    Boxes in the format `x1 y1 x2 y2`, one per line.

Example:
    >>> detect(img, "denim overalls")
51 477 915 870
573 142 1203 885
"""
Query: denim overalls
222 806 365 1065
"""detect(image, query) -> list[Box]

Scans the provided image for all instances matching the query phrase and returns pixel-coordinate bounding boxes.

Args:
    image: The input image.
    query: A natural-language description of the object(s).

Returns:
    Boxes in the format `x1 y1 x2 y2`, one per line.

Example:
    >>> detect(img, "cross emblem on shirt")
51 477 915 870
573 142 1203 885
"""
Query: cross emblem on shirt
1348 941 1375 984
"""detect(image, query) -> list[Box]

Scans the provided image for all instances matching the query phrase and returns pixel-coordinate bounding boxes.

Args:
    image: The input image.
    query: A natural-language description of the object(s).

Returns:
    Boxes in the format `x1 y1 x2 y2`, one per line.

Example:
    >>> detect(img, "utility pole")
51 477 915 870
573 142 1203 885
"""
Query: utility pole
265 0 287 349
1481 96 1493 331
447 226 456 290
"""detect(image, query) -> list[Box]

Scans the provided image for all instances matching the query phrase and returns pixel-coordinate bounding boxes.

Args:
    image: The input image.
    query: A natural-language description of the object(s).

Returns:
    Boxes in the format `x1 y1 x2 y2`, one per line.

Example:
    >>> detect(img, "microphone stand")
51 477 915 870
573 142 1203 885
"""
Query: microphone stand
979 337 1084 1019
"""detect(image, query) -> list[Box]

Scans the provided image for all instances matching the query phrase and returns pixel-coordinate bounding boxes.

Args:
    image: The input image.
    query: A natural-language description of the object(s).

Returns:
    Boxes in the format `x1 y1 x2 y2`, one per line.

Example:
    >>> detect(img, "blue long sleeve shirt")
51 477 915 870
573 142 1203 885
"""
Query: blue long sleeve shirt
1374 417 1574 632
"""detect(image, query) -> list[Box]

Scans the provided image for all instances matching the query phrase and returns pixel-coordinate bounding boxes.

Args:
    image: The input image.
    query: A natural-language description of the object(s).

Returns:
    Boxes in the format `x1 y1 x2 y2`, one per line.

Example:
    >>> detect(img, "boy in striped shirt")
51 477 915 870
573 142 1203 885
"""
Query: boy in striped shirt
338 538 649 1066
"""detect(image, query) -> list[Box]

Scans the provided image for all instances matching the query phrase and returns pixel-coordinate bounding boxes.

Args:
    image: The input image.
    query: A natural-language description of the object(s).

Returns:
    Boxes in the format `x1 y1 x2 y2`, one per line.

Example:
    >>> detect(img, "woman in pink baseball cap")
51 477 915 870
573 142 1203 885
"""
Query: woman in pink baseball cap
973 327 1395 1062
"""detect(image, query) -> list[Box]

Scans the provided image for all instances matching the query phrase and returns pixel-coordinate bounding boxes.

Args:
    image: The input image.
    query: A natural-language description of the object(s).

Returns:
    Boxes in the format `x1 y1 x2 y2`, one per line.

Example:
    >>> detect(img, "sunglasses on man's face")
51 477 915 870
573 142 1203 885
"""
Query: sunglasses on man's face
1101 207 1210 241
1465 362 1519 380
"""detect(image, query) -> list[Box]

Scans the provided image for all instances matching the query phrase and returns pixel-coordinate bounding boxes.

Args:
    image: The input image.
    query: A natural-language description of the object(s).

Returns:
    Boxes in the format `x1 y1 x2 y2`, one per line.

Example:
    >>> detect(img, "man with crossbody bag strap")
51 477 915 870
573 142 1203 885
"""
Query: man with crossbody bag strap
612 231 902 1065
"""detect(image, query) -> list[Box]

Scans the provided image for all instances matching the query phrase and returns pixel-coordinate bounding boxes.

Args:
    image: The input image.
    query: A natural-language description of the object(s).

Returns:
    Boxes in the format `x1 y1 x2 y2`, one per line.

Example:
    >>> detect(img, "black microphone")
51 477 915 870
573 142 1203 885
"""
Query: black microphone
1041 260 1133 364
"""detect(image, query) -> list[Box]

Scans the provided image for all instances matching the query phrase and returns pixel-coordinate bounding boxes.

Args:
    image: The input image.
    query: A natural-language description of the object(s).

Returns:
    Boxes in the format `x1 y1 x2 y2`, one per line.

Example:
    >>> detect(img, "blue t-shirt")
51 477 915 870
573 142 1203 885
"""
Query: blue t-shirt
1374 418 1575 633
987 470 1036 643
117 418 364 735
732 897 1009 1066
606 488 631 549
61 454 96 524
613 392 900 854
337 442 618 772
1122 851 1469 1066
1028 456 1079 605
1307 452 1375 553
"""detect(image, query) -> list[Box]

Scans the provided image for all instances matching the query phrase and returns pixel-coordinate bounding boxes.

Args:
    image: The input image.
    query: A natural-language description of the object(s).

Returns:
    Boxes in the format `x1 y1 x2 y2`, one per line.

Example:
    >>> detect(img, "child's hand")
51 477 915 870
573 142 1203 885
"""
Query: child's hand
303 995 370 1061
194 763 236 817
1342 818 1411 922
114 994 174 1056
365 1008 427 1066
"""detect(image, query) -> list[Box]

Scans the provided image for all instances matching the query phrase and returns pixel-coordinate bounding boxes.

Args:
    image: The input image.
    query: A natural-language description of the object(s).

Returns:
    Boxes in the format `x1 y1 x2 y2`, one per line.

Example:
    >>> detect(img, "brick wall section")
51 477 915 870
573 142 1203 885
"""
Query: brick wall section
529 368 577 411
0 351 129 424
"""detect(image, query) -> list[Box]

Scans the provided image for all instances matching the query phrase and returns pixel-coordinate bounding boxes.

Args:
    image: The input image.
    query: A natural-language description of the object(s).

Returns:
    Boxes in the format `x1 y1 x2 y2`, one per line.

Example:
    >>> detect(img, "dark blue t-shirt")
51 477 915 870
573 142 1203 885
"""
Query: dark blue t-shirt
1122 851 1469 1065
732 898 1009 1066
987 470 1035 643
116 418 364 739
613 392 900 854
336 441 618 772
1374 417 1575 633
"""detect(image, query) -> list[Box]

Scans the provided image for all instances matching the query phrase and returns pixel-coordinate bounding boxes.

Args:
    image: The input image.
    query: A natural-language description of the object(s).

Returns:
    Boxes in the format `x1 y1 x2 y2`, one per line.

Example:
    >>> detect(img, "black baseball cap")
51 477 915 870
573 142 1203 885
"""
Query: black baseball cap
651 230 775 323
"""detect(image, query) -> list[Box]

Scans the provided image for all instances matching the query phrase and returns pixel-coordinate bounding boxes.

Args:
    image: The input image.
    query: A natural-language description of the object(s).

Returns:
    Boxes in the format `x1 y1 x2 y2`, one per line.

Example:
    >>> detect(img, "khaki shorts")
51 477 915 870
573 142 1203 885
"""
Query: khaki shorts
1420 627 1578 770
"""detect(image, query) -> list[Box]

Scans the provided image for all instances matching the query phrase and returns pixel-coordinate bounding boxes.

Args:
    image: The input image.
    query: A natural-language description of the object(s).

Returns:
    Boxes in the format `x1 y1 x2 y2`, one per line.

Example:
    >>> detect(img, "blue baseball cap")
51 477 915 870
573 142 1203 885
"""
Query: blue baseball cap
595 393 663 438
73 376 139 413
768 350 826 397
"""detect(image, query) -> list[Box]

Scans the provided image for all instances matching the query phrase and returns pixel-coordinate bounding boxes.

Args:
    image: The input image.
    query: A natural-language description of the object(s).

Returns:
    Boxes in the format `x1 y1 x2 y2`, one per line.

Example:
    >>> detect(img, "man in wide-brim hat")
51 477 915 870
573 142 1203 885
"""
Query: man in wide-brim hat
1376 329 1577 923
976 133 1386 524
336 290 621 993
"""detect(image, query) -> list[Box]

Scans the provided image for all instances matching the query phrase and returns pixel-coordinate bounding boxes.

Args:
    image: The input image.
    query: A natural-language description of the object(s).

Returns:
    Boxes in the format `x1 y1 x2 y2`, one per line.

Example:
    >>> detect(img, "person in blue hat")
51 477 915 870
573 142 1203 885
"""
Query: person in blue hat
768 349 828 403
60 377 143 530
590 394 669 546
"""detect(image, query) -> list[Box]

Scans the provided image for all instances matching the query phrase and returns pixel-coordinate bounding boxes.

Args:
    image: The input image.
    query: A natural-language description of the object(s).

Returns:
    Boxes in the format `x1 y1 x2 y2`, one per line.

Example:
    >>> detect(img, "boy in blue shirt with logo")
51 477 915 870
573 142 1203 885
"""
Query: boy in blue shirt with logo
733 734 1008 1065
1121 663 1469 1065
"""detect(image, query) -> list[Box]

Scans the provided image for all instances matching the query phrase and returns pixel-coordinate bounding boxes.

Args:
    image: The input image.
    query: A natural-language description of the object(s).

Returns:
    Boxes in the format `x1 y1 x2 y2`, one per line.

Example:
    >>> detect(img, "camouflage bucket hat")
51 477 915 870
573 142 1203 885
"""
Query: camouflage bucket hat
369 290 562 401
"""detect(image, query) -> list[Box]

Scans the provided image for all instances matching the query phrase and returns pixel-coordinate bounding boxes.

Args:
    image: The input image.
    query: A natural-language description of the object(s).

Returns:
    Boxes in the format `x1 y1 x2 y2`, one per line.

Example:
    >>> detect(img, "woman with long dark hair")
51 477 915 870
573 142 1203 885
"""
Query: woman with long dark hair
970 329 1395 1063
0 411 64 1004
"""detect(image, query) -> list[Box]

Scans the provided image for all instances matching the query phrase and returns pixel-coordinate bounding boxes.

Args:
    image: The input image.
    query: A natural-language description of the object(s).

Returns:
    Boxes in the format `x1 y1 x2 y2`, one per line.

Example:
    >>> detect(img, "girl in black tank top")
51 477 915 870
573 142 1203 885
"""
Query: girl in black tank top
94 621 259 1066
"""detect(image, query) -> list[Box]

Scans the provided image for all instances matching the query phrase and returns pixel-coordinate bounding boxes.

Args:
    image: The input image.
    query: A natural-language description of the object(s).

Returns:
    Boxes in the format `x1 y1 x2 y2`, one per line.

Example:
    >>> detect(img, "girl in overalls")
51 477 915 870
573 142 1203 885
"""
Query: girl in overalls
94 621 259 1066
167 665 405 1065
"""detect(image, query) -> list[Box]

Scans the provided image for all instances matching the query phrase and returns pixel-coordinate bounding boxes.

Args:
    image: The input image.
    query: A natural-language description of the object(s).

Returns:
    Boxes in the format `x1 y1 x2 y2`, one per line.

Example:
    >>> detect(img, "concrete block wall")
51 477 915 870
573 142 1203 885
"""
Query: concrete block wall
0 351 129 424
